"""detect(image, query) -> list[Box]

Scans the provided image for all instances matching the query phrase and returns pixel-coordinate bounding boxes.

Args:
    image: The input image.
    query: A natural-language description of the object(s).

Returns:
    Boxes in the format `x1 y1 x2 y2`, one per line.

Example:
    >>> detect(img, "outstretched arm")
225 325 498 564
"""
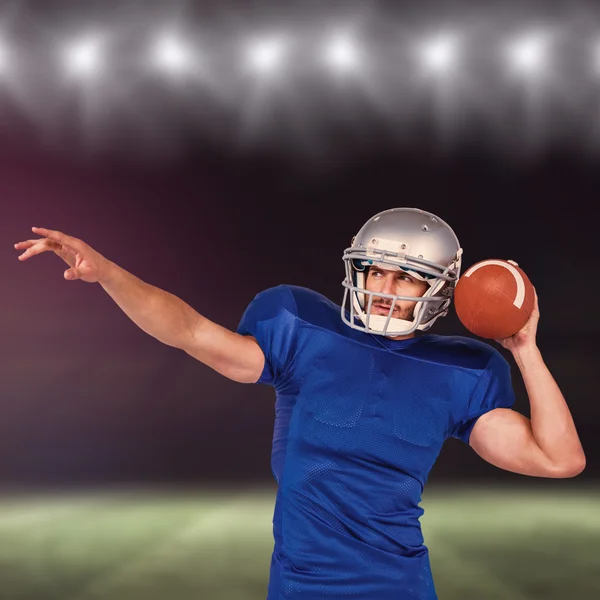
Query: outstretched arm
469 292 586 478
15 227 265 384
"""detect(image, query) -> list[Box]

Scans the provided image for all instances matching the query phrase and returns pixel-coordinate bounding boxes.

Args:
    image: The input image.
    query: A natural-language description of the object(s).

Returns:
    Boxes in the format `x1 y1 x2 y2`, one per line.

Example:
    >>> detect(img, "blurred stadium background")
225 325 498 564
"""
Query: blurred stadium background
2 1 599 599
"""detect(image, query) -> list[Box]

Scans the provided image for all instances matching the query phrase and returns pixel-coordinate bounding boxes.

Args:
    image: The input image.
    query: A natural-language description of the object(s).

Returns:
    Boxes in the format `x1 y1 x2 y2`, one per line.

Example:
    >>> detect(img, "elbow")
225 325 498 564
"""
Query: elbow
232 370 261 384
568 455 587 477
551 454 586 478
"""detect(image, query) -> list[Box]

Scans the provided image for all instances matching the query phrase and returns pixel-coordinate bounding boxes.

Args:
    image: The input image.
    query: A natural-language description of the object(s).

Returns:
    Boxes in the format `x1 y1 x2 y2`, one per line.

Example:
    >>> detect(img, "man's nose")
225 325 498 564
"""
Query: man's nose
380 275 396 296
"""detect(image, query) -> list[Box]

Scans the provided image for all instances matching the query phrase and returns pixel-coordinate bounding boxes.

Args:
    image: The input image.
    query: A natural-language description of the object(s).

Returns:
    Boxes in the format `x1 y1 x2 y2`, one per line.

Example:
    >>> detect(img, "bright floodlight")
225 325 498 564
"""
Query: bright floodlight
418 33 461 74
152 33 193 74
246 36 287 75
592 38 600 75
0 41 8 75
323 33 360 73
64 35 104 77
505 33 550 76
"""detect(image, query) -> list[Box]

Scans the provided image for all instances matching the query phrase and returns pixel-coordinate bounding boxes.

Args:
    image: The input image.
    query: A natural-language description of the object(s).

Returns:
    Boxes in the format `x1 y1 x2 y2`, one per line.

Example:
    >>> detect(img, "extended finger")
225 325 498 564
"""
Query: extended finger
17 242 55 260
14 240 38 249
31 227 79 253
14 238 55 249
31 227 78 248
16 239 65 260
15 239 32 260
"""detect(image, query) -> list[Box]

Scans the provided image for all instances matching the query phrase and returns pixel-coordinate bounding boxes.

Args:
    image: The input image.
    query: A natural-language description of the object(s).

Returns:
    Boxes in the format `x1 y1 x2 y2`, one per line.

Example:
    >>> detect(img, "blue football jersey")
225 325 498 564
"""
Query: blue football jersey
236 285 515 600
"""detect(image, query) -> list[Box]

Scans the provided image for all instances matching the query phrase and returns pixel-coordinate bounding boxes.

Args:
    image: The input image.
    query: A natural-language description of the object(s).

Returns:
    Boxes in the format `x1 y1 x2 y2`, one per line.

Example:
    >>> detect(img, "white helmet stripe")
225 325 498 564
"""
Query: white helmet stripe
463 260 525 309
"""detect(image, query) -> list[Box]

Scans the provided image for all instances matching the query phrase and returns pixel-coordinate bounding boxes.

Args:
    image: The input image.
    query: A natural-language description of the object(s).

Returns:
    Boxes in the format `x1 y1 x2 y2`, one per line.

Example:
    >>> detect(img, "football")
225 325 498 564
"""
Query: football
453 259 535 339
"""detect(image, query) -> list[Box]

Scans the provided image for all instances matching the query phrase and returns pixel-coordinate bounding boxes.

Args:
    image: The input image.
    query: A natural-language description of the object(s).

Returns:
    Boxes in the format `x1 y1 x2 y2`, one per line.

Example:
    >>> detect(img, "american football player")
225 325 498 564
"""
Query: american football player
15 207 585 600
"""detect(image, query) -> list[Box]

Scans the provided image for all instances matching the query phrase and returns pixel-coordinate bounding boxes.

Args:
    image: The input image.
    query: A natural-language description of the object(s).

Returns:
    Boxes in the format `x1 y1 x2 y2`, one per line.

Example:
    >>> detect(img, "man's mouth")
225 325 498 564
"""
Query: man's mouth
372 304 396 314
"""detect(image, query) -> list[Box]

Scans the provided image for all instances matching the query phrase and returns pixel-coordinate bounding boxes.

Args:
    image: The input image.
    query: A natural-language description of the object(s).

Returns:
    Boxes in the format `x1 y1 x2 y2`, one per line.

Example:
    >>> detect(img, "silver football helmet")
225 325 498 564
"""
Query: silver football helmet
341 208 463 337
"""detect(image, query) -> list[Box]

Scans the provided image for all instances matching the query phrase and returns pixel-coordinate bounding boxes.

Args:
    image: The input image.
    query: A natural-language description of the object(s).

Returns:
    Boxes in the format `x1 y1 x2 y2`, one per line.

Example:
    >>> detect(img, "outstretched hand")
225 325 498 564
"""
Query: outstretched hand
495 289 540 354
14 227 110 283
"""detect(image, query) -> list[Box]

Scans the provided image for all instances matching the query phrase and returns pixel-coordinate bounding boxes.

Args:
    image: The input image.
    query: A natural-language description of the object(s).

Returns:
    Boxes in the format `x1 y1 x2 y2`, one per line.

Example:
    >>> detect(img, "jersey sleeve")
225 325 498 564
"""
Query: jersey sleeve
235 285 299 387
448 350 516 445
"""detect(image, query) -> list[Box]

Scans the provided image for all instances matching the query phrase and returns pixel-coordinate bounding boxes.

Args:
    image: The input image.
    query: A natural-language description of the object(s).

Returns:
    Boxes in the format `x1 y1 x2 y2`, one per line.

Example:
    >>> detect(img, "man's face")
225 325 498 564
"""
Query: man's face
364 265 429 322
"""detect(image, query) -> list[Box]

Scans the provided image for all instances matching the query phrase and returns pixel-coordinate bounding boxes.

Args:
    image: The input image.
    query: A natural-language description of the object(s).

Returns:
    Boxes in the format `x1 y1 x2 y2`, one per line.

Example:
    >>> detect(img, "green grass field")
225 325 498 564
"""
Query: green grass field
0 486 598 600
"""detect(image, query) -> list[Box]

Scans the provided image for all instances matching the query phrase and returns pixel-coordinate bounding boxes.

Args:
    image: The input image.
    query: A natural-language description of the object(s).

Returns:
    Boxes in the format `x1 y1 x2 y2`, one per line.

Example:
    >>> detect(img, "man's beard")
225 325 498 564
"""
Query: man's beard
368 298 416 321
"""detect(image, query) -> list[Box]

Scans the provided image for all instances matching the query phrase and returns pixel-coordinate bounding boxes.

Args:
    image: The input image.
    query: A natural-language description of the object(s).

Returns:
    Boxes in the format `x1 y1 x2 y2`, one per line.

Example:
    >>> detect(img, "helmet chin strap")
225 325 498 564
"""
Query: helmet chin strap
356 312 417 335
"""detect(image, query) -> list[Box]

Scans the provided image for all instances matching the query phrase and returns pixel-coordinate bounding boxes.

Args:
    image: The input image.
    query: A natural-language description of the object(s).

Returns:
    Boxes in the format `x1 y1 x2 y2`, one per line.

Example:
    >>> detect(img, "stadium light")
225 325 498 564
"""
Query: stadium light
151 33 193 75
323 33 360 73
246 35 288 75
505 32 550 77
417 32 461 75
592 38 600 76
64 34 105 78
0 41 8 75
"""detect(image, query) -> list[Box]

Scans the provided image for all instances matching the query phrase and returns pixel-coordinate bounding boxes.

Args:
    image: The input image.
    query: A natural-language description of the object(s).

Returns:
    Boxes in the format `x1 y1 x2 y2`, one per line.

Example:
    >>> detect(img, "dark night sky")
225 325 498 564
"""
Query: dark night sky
0 0 599 487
